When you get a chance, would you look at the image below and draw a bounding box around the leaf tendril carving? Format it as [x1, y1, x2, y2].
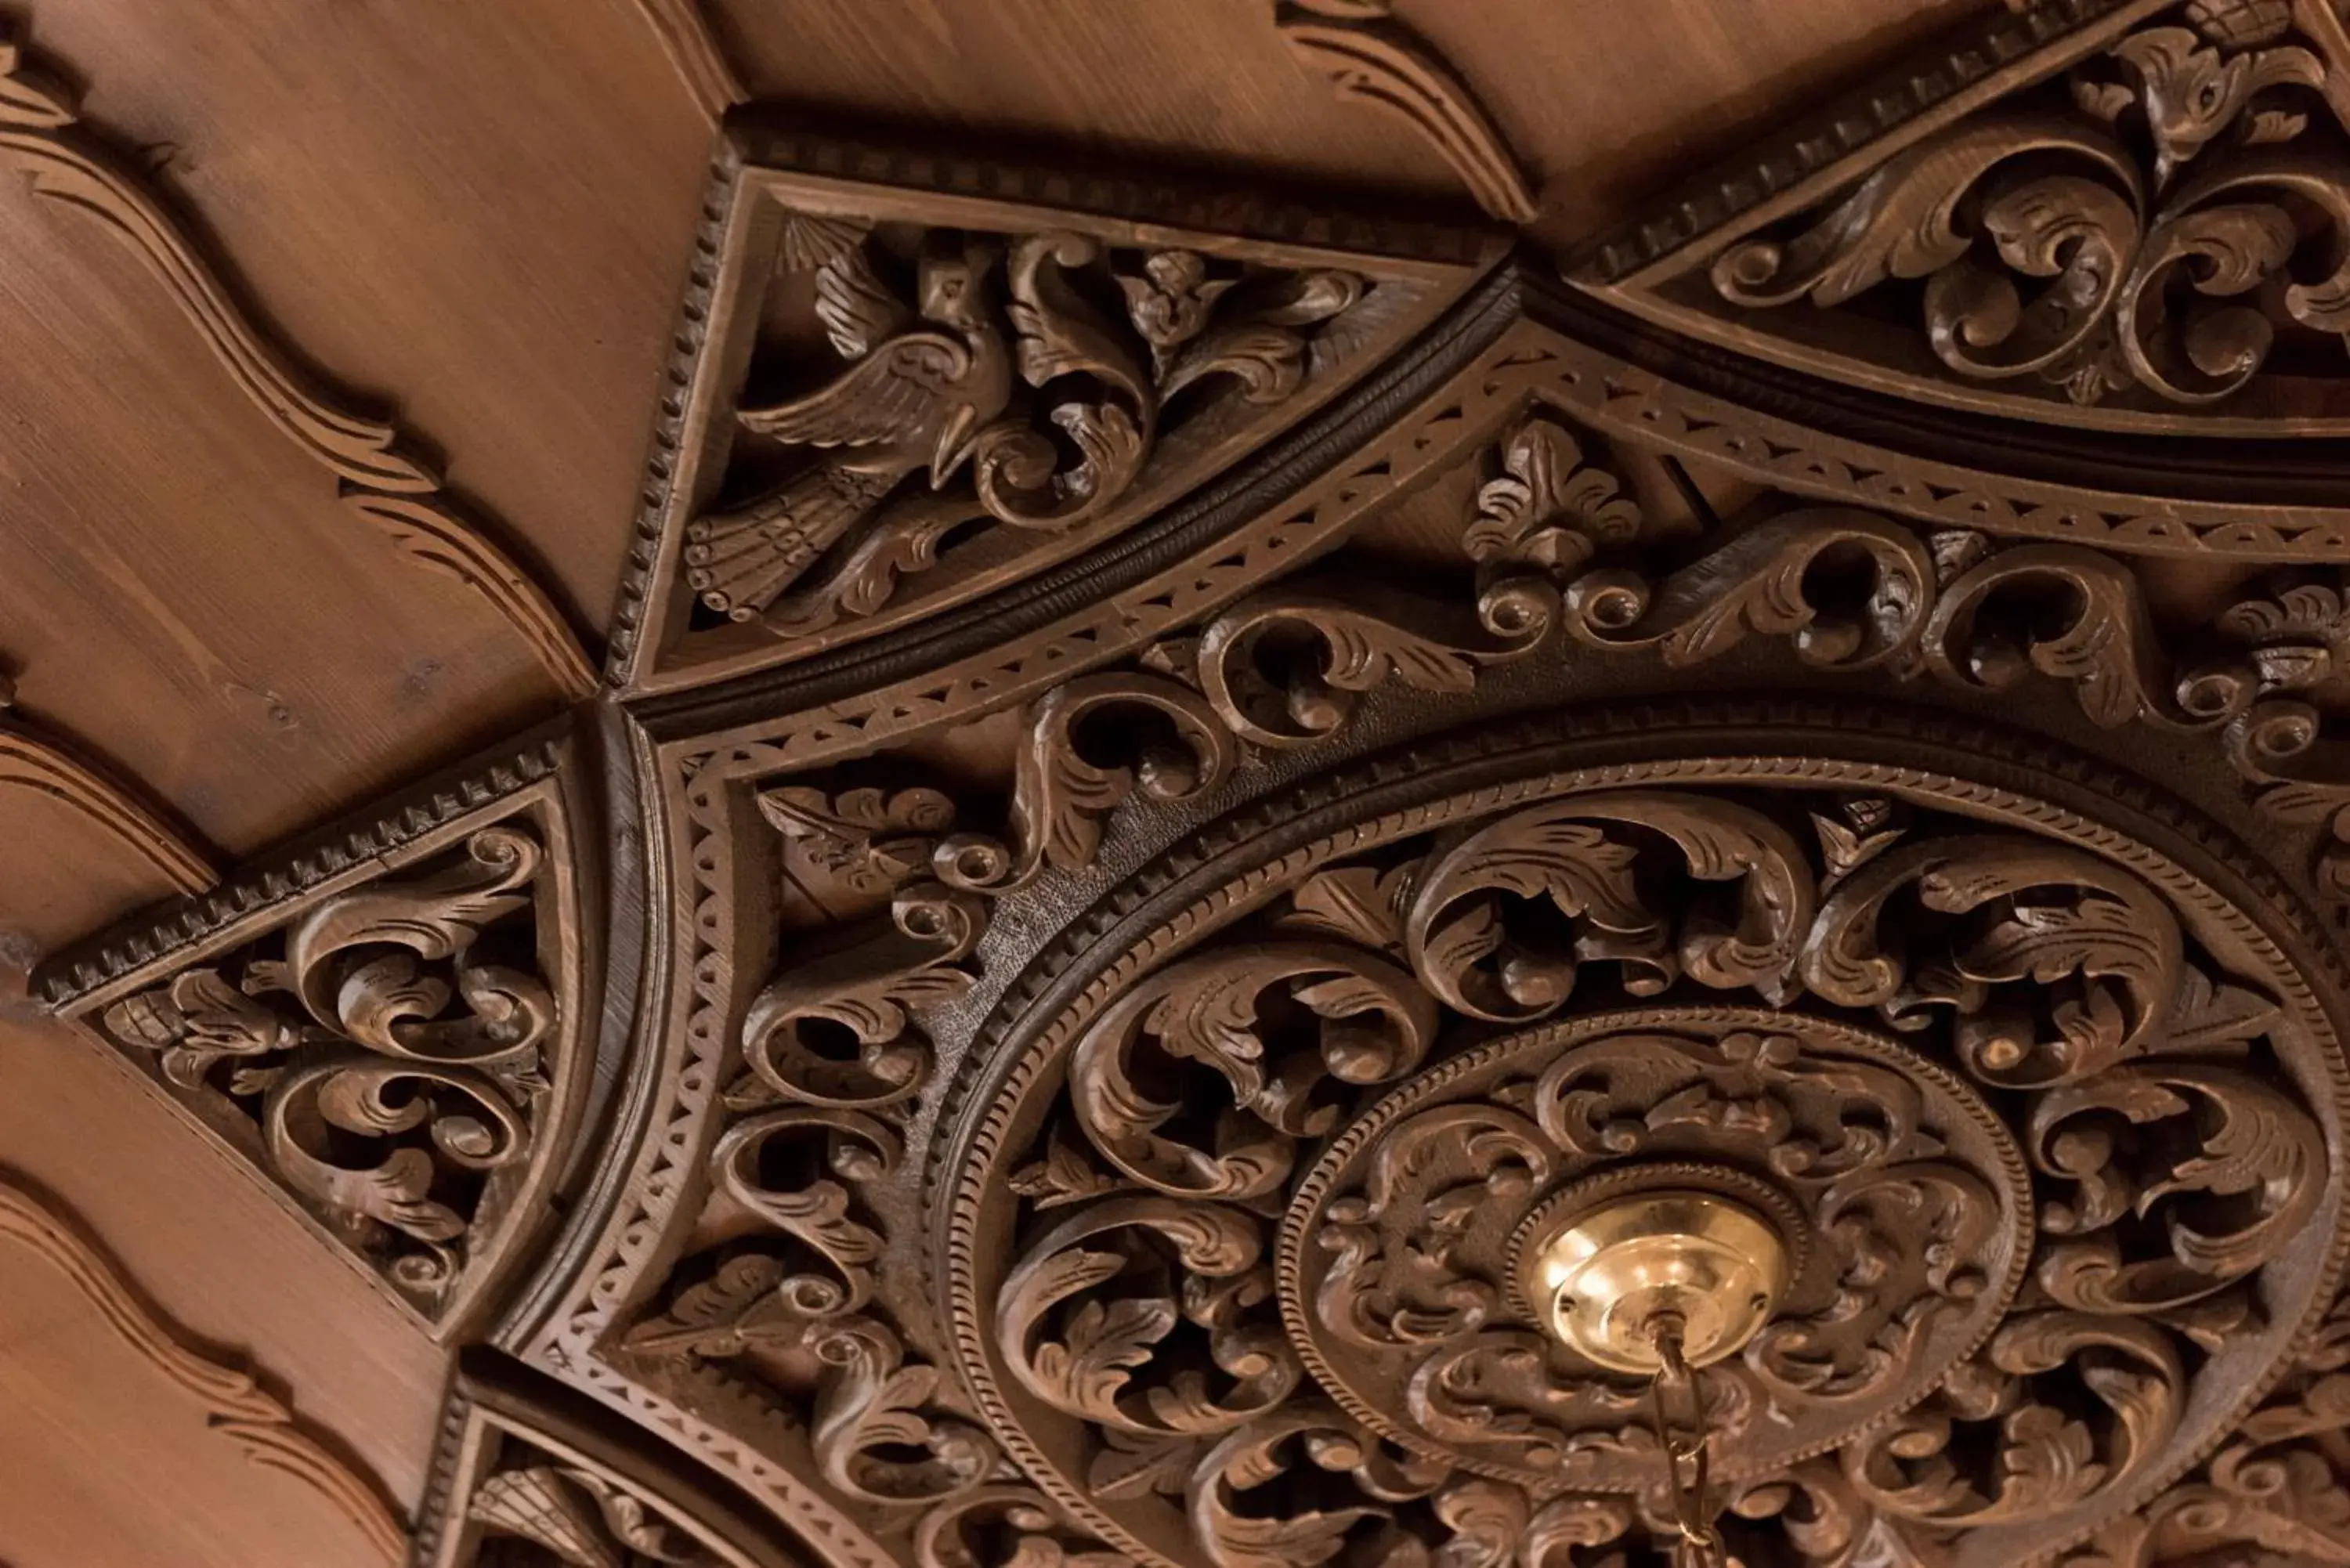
[99, 824, 557, 1318]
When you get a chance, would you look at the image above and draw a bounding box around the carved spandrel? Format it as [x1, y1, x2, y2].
[610, 122, 1495, 693]
[39, 733, 588, 1348]
[93, 825, 556, 1321]
[1579, 0, 2350, 434]
[684, 220, 1373, 635]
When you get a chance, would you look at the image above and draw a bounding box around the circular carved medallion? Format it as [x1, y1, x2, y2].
[939, 706, 2347, 1568]
[1280, 1007, 2035, 1491]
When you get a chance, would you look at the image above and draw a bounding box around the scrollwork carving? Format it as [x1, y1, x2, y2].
[1610, 0, 2350, 426]
[686, 215, 1374, 630]
[1195, 577, 1552, 748]
[1066, 942, 1437, 1201]
[998, 1198, 1295, 1440]
[1405, 789, 1817, 1020]
[1559, 508, 1933, 671]
[939, 725, 2339, 1568]
[98, 824, 558, 1319]
[933, 673, 1234, 896]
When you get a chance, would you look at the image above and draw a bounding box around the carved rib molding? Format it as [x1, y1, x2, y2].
[0, 33, 595, 699]
[1273, 0, 1539, 222]
[0, 1174, 406, 1562]
[0, 676, 216, 897]
[627, 0, 749, 121]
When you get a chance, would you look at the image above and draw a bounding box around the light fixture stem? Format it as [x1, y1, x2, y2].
[1647, 1317, 1725, 1566]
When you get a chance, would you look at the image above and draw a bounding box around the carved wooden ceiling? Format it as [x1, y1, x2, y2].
[9, 2, 2350, 1566]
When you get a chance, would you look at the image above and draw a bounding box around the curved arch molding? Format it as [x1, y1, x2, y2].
[0, 691, 216, 896]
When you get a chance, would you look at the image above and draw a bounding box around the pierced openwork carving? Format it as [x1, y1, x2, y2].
[930, 726, 2341, 1568]
[1578, 0, 2350, 432]
[40, 735, 588, 1340]
[606, 121, 1494, 692]
[414, 1360, 802, 1568]
[96, 826, 554, 1313]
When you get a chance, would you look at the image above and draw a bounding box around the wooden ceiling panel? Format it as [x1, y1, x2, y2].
[0, 1013, 441, 1554]
[704, 0, 1463, 198]
[26, 0, 717, 624]
[0, 186, 559, 851]
[704, 0, 1993, 234]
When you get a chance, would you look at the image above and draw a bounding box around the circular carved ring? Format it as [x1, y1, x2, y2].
[937, 700, 2349, 1568]
[1278, 1006, 2035, 1492]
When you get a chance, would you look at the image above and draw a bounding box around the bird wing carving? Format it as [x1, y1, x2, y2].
[736, 331, 974, 450]
[815, 245, 914, 361]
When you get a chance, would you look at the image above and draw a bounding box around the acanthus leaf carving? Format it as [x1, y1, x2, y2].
[1066, 941, 1437, 1201]
[933, 673, 1234, 896]
[1195, 576, 1553, 747]
[686, 217, 1379, 633]
[1406, 789, 1817, 1020]
[97, 822, 559, 1318]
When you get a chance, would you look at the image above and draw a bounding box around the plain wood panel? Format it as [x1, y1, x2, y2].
[0, 166, 557, 854]
[708, 0, 1993, 237]
[0, 1013, 449, 1525]
[26, 0, 717, 627]
[0, 1262, 389, 1568]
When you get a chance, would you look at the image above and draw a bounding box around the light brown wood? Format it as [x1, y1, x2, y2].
[0, 1012, 446, 1560]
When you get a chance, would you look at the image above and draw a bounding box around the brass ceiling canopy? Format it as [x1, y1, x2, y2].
[1523, 1187, 1791, 1375]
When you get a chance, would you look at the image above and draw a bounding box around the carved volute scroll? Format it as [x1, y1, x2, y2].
[38, 732, 591, 1341]
[606, 120, 1501, 693]
[499, 230, 2350, 1565]
[1575, 0, 2350, 434]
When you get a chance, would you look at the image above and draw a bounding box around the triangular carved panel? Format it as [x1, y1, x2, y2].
[38, 725, 599, 1342]
[1573, 0, 2350, 434]
[606, 121, 1502, 695]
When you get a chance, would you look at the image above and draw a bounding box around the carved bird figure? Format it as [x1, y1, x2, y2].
[685, 229, 1011, 620]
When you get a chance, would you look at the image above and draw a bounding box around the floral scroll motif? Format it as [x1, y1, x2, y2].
[99, 825, 556, 1318]
[960, 767, 2330, 1568]
[684, 214, 1372, 635]
[1459, 413, 2350, 909]
[1703, 7, 2350, 410]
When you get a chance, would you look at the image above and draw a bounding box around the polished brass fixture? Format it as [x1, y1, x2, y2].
[1523, 1189, 1794, 1566]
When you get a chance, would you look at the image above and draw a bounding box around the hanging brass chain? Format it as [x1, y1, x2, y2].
[1647, 1317, 1726, 1568]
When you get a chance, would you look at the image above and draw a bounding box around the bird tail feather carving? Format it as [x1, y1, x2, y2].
[685, 466, 900, 620]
